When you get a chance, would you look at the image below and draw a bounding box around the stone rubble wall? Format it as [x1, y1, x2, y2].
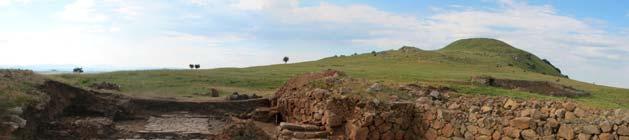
[417, 95, 629, 140]
[274, 70, 629, 140]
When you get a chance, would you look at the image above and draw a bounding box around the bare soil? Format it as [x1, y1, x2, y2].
[12, 80, 272, 140]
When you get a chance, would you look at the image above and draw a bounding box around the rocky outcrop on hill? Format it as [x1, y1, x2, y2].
[273, 70, 629, 140]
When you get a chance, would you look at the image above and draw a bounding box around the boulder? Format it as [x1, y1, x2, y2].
[510, 117, 532, 129]
[425, 128, 438, 140]
[558, 125, 575, 139]
[467, 125, 479, 134]
[619, 126, 629, 136]
[491, 131, 501, 140]
[520, 109, 535, 117]
[562, 102, 577, 112]
[554, 109, 566, 118]
[574, 108, 587, 118]
[546, 118, 560, 128]
[504, 127, 521, 138]
[481, 106, 492, 113]
[582, 125, 601, 135]
[577, 133, 591, 140]
[476, 135, 491, 140]
[600, 121, 612, 133]
[441, 123, 454, 137]
[521, 129, 539, 140]
[447, 103, 460, 110]
[478, 127, 493, 136]
[565, 111, 577, 120]
[598, 133, 614, 140]
[504, 99, 519, 109]
[429, 90, 442, 100]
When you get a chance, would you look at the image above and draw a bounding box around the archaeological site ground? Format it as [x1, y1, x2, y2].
[2, 38, 629, 140]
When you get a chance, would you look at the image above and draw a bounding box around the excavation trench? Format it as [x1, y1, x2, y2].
[13, 80, 271, 140]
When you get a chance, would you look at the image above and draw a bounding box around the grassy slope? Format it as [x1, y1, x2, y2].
[51, 38, 629, 108]
[0, 70, 45, 113]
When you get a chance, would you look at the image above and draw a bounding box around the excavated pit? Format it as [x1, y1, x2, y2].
[13, 80, 272, 140]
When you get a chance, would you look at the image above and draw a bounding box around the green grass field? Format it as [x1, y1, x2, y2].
[49, 38, 629, 108]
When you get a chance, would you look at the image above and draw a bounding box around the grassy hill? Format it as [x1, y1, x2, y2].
[50, 38, 629, 108]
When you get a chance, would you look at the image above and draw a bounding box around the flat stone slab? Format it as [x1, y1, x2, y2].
[116, 112, 227, 137]
[144, 116, 211, 134]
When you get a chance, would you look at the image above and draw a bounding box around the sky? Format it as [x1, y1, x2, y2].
[0, 0, 628, 88]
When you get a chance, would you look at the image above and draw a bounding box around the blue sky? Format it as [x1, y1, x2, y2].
[0, 0, 628, 88]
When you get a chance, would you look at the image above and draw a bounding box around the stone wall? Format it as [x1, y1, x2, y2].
[274, 70, 629, 140]
[273, 70, 426, 139]
[416, 95, 629, 140]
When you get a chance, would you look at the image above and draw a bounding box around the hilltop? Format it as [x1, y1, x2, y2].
[49, 38, 629, 108]
[439, 38, 564, 77]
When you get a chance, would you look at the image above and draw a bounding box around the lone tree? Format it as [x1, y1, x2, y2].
[194, 64, 200, 69]
[371, 51, 377, 56]
[72, 67, 83, 74]
[189, 64, 194, 69]
[283, 56, 289, 64]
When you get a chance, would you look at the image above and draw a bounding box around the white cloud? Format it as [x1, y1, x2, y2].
[231, 0, 267, 11]
[185, 0, 210, 6]
[0, 27, 110, 66]
[58, 0, 108, 22]
[0, 28, 269, 68]
[113, 4, 142, 20]
[0, 0, 30, 6]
